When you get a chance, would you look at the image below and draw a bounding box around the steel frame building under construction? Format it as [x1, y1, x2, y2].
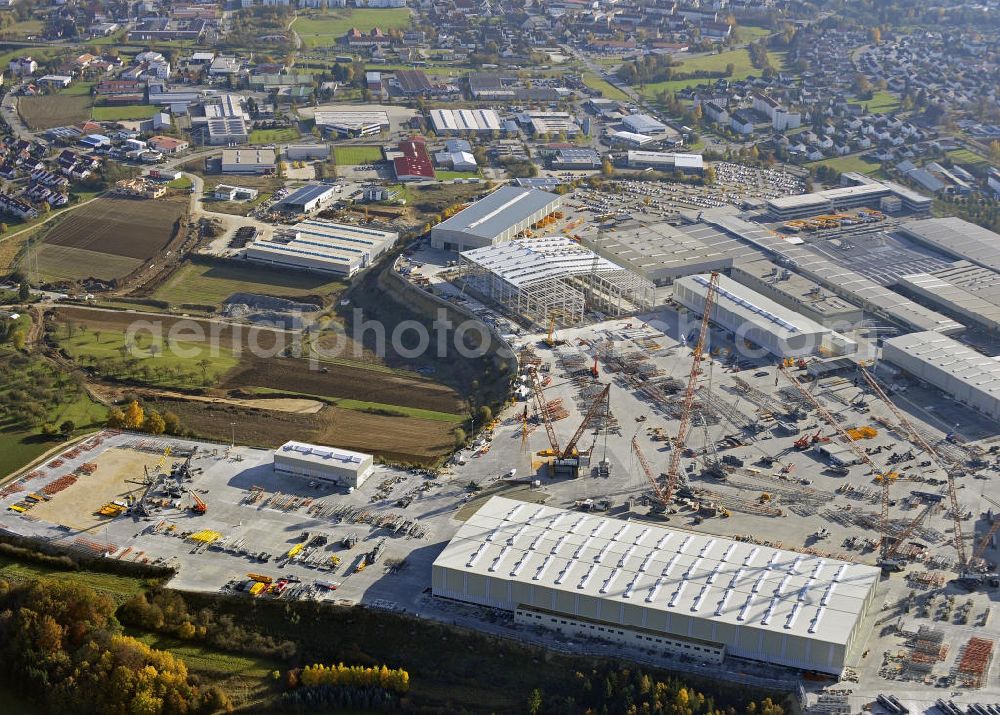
[458, 236, 654, 327]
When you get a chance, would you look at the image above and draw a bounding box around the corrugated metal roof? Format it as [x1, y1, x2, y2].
[698, 211, 963, 334]
[898, 217, 1000, 273]
[434, 186, 559, 241]
[884, 332, 1000, 395]
[434, 497, 879, 645]
[461, 236, 621, 287]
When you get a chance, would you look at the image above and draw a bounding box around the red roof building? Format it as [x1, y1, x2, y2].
[393, 136, 435, 181]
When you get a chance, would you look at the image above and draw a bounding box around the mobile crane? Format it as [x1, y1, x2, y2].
[662, 271, 720, 507]
[190, 491, 207, 515]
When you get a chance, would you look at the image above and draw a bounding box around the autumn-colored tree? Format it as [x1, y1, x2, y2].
[106, 406, 126, 428]
[123, 400, 144, 430]
[162, 410, 182, 435]
[143, 410, 166, 435]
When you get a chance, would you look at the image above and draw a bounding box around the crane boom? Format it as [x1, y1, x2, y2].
[562, 385, 610, 459]
[665, 271, 719, 504]
[632, 436, 670, 506]
[858, 366, 968, 571]
[883, 502, 934, 560]
[971, 495, 1000, 566]
[778, 365, 896, 561]
[531, 372, 561, 455]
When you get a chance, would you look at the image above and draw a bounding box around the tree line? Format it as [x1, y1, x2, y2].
[527, 665, 788, 715]
[0, 579, 231, 714]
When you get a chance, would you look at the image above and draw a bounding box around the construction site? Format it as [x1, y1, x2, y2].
[424, 267, 1000, 712]
[4, 197, 1000, 711]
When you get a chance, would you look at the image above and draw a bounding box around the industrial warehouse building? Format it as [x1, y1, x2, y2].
[622, 113, 668, 135]
[221, 148, 276, 174]
[882, 332, 1000, 423]
[731, 260, 865, 329]
[273, 441, 374, 488]
[431, 186, 562, 251]
[896, 262, 1000, 334]
[586, 222, 732, 285]
[433, 497, 880, 675]
[245, 219, 397, 277]
[765, 179, 931, 220]
[313, 110, 390, 137]
[896, 217, 1000, 273]
[459, 236, 653, 326]
[626, 151, 704, 174]
[279, 183, 337, 213]
[672, 273, 857, 358]
[697, 212, 962, 336]
[429, 108, 502, 135]
[283, 144, 331, 161]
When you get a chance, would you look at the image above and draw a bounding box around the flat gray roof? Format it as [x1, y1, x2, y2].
[698, 211, 963, 334]
[733, 259, 863, 319]
[884, 331, 1000, 395]
[896, 262, 1000, 331]
[898, 217, 1000, 273]
[434, 187, 559, 241]
[434, 496, 879, 646]
[676, 273, 831, 341]
[589, 221, 732, 280]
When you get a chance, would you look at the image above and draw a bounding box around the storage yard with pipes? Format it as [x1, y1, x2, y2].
[3, 190, 1000, 711]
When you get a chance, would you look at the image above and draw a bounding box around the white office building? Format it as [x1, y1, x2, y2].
[273, 441, 374, 488]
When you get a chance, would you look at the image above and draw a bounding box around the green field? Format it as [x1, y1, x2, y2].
[167, 176, 193, 190]
[152, 259, 344, 306]
[0, 19, 44, 38]
[947, 148, 992, 170]
[91, 104, 159, 121]
[581, 71, 630, 101]
[864, 90, 901, 113]
[292, 8, 410, 48]
[32, 244, 143, 284]
[60, 81, 95, 97]
[0, 348, 106, 478]
[248, 387, 465, 423]
[734, 25, 773, 43]
[130, 632, 279, 678]
[250, 127, 300, 144]
[55, 327, 239, 389]
[0, 555, 148, 600]
[436, 170, 481, 180]
[333, 145, 384, 165]
[806, 153, 885, 176]
[641, 48, 786, 97]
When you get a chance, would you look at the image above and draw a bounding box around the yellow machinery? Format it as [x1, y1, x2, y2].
[846, 426, 878, 440]
[189, 530, 222, 544]
[287, 542, 305, 559]
[249, 582, 266, 597]
[247, 573, 272, 584]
